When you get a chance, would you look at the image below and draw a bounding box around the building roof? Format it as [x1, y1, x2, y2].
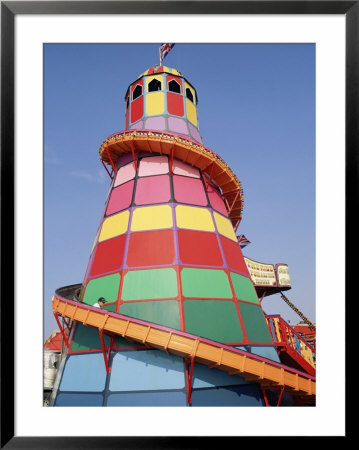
[44, 330, 62, 351]
[136, 65, 183, 79]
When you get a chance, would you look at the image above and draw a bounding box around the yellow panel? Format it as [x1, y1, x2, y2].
[99, 210, 130, 242]
[146, 92, 165, 116]
[185, 98, 197, 126]
[185, 82, 194, 97]
[176, 205, 215, 232]
[131, 205, 173, 231]
[145, 74, 164, 92]
[213, 212, 237, 241]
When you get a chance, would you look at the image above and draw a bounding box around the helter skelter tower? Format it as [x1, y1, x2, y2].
[51, 63, 315, 407]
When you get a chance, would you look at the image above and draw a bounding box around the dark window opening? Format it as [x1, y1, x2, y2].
[148, 78, 162, 92]
[186, 87, 194, 103]
[168, 79, 181, 94]
[133, 84, 142, 100]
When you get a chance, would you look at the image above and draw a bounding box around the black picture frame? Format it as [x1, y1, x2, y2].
[1, 1, 353, 448]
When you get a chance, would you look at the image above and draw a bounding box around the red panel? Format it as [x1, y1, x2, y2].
[178, 230, 223, 266]
[106, 180, 134, 215]
[131, 97, 143, 123]
[126, 230, 175, 267]
[131, 80, 143, 96]
[90, 234, 126, 276]
[125, 101, 129, 129]
[220, 236, 249, 274]
[167, 92, 184, 116]
[166, 75, 183, 92]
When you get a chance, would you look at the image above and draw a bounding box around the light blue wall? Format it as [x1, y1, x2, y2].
[109, 350, 186, 391]
[54, 348, 293, 407]
[59, 353, 107, 391]
[192, 385, 264, 407]
[55, 393, 104, 406]
[107, 391, 187, 406]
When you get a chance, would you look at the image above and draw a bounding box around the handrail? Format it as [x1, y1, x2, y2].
[266, 315, 316, 374]
[266, 314, 316, 353]
[52, 288, 315, 398]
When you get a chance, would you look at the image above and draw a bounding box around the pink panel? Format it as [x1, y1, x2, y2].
[138, 156, 169, 177]
[172, 159, 200, 178]
[130, 121, 143, 130]
[117, 153, 133, 169]
[106, 180, 134, 215]
[207, 184, 228, 216]
[135, 175, 171, 205]
[114, 162, 136, 187]
[173, 175, 207, 206]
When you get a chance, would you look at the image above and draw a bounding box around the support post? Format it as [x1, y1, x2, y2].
[203, 161, 215, 191]
[99, 329, 112, 373]
[259, 291, 267, 303]
[53, 312, 70, 350]
[101, 160, 114, 180]
[228, 190, 240, 213]
[277, 386, 285, 406]
[105, 146, 117, 173]
[169, 144, 175, 175]
[261, 386, 270, 407]
[185, 356, 195, 405]
[130, 140, 138, 171]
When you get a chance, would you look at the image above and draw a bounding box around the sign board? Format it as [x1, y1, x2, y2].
[244, 257, 277, 287]
[276, 264, 291, 287]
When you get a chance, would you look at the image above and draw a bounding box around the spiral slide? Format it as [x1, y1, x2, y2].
[52, 286, 315, 401]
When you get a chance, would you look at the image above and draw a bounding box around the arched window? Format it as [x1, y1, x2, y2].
[168, 79, 181, 94]
[148, 78, 162, 92]
[186, 87, 194, 103]
[132, 84, 142, 100]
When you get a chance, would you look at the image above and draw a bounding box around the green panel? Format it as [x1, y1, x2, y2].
[120, 300, 180, 330]
[184, 300, 243, 343]
[181, 268, 232, 298]
[102, 303, 117, 313]
[237, 301, 273, 343]
[71, 322, 110, 351]
[230, 272, 259, 304]
[83, 273, 120, 305]
[122, 268, 178, 300]
[115, 335, 143, 348]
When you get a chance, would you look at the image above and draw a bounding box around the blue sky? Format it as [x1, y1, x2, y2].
[44, 43, 315, 340]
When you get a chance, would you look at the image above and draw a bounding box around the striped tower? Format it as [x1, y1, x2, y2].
[51, 66, 295, 407]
